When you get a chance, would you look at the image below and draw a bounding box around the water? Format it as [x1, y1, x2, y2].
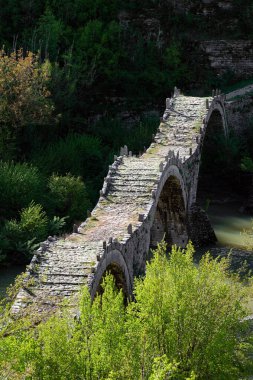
[0, 265, 26, 298]
[207, 202, 252, 249]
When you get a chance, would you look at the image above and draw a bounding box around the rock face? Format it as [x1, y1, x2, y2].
[200, 40, 253, 79]
[12, 91, 229, 316]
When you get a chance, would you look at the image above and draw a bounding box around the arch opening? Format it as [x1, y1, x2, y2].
[195, 107, 246, 248]
[150, 175, 188, 248]
[197, 108, 241, 204]
[197, 109, 228, 198]
[96, 262, 128, 300]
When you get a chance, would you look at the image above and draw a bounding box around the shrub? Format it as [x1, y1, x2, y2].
[48, 215, 68, 236]
[31, 133, 105, 204]
[241, 156, 253, 173]
[48, 173, 91, 225]
[0, 202, 48, 261]
[90, 116, 158, 154]
[31, 133, 103, 178]
[0, 161, 44, 220]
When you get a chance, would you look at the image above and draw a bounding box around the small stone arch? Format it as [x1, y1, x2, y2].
[150, 166, 188, 248]
[90, 249, 132, 299]
[208, 99, 228, 138]
[204, 105, 227, 147]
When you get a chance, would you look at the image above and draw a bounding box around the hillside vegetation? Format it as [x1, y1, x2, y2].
[1, 0, 253, 263]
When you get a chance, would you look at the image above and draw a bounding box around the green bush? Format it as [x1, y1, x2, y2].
[31, 133, 105, 204]
[48, 173, 91, 225]
[0, 242, 252, 378]
[0, 161, 44, 220]
[48, 215, 68, 236]
[32, 133, 103, 177]
[91, 116, 158, 154]
[0, 202, 48, 261]
[241, 156, 253, 173]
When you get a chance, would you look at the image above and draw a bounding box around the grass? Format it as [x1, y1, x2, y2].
[145, 144, 160, 156]
[193, 119, 202, 133]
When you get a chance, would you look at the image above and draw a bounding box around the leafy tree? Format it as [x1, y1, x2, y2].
[0, 50, 54, 159]
[76, 20, 122, 89]
[36, 8, 64, 60]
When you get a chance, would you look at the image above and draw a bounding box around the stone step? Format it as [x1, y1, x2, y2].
[40, 278, 88, 285]
[113, 173, 158, 180]
[109, 183, 154, 191]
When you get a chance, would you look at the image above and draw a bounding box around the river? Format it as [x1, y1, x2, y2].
[207, 201, 252, 249]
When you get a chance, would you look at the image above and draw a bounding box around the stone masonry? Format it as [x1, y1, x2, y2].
[200, 40, 253, 79]
[12, 89, 229, 316]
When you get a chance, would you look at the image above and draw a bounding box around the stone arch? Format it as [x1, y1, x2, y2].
[90, 249, 132, 299]
[206, 99, 228, 137]
[187, 101, 228, 247]
[150, 166, 188, 247]
[197, 104, 228, 198]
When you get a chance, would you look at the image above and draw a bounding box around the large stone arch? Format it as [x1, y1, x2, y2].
[90, 249, 132, 299]
[188, 100, 228, 208]
[187, 99, 228, 247]
[150, 165, 188, 247]
[197, 101, 228, 197]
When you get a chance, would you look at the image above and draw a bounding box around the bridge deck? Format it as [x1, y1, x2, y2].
[12, 94, 210, 315]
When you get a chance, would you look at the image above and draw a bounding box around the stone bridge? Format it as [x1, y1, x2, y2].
[12, 89, 228, 314]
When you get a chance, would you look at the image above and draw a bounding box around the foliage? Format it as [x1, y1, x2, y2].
[0, 202, 48, 261]
[163, 41, 189, 86]
[241, 156, 253, 173]
[0, 243, 252, 379]
[48, 173, 91, 225]
[76, 20, 122, 87]
[90, 116, 158, 154]
[48, 215, 68, 236]
[0, 50, 54, 159]
[36, 8, 64, 60]
[32, 133, 103, 177]
[0, 161, 44, 220]
[241, 219, 253, 251]
[31, 133, 104, 203]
